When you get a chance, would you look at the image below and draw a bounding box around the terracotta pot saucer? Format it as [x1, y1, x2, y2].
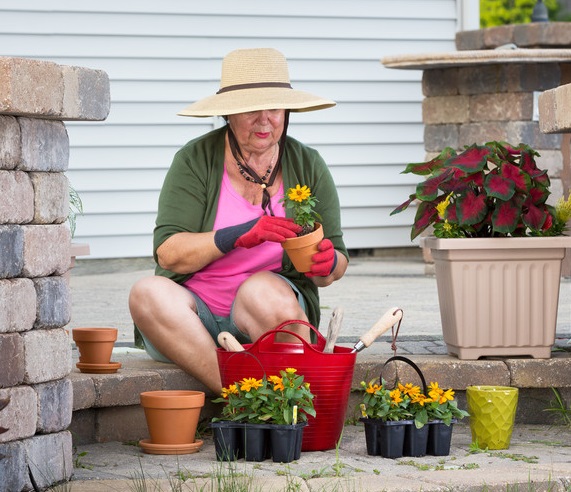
[138, 439, 204, 455]
[76, 361, 122, 374]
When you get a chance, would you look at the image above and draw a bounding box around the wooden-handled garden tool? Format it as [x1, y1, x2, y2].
[323, 306, 344, 353]
[217, 331, 245, 352]
[351, 307, 403, 353]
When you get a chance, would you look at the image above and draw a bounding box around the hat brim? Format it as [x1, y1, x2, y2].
[177, 87, 336, 117]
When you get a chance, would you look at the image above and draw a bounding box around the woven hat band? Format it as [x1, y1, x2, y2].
[217, 82, 292, 94]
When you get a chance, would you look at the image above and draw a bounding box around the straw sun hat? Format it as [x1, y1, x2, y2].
[178, 48, 336, 117]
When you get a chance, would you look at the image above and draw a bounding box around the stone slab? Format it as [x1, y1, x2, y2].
[382, 49, 571, 70]
[0, 56, 110, 121]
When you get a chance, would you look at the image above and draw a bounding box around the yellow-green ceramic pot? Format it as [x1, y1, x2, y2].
[466, 385, 518, 450]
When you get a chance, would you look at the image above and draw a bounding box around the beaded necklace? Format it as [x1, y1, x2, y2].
[235, 143, 278, 188]
[227, 127, 282, 215]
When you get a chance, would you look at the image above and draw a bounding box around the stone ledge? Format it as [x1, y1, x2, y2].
[69, 348, 571, 444]
[539, 83, 571, 134]
[0, 57, 110, 121]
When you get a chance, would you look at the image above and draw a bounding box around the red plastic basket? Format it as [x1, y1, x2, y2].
[216, 320, 356, 451]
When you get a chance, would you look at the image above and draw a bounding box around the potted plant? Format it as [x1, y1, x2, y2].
[413, 382, 469, 456]
[359, 378, 415, 458]
[280, 184, 324, 272]
[360, 376, 468, 458]
[211, 367, 315, 463]
[67, 182, 90, 275]
[391, 141, 571, 359]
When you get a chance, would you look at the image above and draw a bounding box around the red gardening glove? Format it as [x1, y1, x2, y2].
[305, 239, 337, 277]
[234, 216, 302, 249]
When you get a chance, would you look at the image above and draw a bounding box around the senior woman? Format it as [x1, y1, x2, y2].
[129, 48, 348, 394]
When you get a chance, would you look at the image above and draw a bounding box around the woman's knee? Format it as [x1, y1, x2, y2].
[237, 273, 303, 316]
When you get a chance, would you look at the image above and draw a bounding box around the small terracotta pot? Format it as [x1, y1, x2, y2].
[282, 222, 324, 273]
[72, 327, 118, 364]
[140, 390, 205, 445]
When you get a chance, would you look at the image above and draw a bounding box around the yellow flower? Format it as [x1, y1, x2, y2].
[221, 384, 238, 398]
[411, 394, 431, 406]
[366, 383, 381, 394]
[240, 377, 263, 392]
[428, 382, 444, 401]
[389, 388, 403, 405]
[268, 375, 284, 391]
[556, 194, 571, 224]
[398, 382, 421, 398]
[441, 388, 455, 403]
[285, 368, 297, 374]
[287, 185, 311, 203]
[436, 193, 453, 219]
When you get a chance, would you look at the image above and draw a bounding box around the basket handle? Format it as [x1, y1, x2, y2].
[381, 355, 427, 395]
[272, 319, 326, 350]
[252, 321, 324, 354]
[219, 349, 267, 385]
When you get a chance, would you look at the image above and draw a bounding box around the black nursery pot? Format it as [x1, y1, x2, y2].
[427, 419, 456, 456]
[269, 423, 307, 463]
[361, 418, 407, 459]
[210, 421, 244, 462]
[403, 422, 429, 457]
[242, 424, 270, 462]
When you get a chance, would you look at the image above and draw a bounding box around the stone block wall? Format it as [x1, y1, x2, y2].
[0, 57, 109, 492]
[421, 62, 568, 202]
[456, 22, 571, 50]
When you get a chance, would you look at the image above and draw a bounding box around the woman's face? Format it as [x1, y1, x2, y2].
[227, 109, 285, 155]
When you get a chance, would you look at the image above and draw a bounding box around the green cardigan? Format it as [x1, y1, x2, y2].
[152, 126, 348, 329]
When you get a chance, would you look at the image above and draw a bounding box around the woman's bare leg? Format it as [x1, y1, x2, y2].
[232, 271, 311, 342]
[129, 276, 222, 394]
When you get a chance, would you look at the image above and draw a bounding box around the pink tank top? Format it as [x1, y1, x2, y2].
[183, 167, 285, 316]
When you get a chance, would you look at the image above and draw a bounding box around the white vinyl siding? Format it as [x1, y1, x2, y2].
[0, 1, 475, 258]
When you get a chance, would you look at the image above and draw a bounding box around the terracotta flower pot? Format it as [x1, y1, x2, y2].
[140, 390, 205, 446]
[72, 327, 117, 364]
[282, 222, 324, 273]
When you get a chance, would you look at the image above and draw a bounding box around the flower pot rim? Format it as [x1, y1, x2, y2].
[140, 390, 205, 409]
[421, 235, 571, 251]
[467, 385, 518, 393]
[360, 418, 410, 426]
[282, 222, 323, 249]
[72, 327, 118, 342]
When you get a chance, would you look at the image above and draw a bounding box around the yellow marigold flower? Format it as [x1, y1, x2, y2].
[556, 194, 571, 223]
[428, 382, 441, 392]
[442, 388, 455, 403]
[285, 368, 297, 374]
[389, 388, 403, 405]
[221, 384, 238, 398]
[399, 382, 421, 398]
[428, 382, 444, 401]
[268, 375, 284, 391]
[287, 185, 311, 203]
[240, 377, 263, 392]
[411, 394, 429, 406]
[366, 383, 381, 394]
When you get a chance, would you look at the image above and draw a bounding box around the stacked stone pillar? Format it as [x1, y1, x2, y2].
[0, 57, 109, 491]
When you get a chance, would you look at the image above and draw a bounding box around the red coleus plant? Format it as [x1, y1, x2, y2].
[391, 141, 567, 240]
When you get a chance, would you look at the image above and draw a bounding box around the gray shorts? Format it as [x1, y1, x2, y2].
[140, 274, 307, 363]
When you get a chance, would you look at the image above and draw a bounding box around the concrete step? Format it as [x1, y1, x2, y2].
[68, 345, 571, 446]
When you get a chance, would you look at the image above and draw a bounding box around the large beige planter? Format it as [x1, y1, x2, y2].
[421, 236, 571, 359]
